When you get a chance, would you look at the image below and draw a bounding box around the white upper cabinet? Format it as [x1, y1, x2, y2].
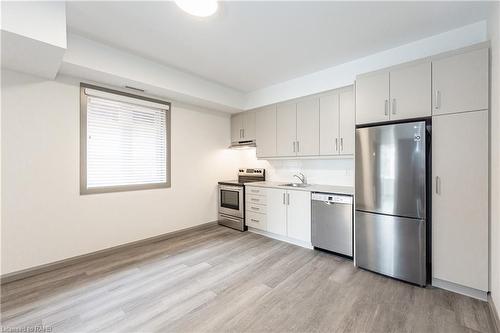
[355, 71, 390, 125]
[339, 90, 355, 155]
[242, 110, 256, 141]
[356, 61, 431, 125]
[276, 102, 297, 157]
[319, 87, 355, 156]
[256, 105, 277, 158]
[296, 98, 320, 156]
[390, 62, 431, 120]
[432, 48, 489, 116]
[231, 111, 256, 142]
[286, 190, 311, 243]
[230, 113, 244, 143]
[319, 94, 339, 155]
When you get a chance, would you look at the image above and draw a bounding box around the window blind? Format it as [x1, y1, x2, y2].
[86, 95, 168, 189]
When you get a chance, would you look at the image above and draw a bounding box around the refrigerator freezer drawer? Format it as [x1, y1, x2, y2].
[355, 211, 426, 286]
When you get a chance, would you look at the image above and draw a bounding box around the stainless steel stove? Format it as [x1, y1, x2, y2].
[218, 168, 265, 231]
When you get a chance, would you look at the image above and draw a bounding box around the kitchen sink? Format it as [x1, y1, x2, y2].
[280, 183, 311, 188]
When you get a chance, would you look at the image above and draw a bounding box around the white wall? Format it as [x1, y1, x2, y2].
[0, 1, 67, 48]
[0, 69, 243, 275]
[236, 149, 354, 186]
[246, 21, 487, 109]
[1, 2, 67, 79]
[488, 1, 500, 320]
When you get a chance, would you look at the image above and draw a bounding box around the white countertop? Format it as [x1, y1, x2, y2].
[245, 181, 354, 196]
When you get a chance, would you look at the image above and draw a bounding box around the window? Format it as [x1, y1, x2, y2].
[80, 84, 171, 194]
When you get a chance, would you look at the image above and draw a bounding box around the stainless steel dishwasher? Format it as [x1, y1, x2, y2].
[312, 192, 353, 257]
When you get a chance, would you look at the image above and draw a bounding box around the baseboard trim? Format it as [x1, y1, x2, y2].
[432, 278, 488, 301]
[1, 221, 218, 284]
[248, 227, 313, 250]
[489, 294, 500, 333]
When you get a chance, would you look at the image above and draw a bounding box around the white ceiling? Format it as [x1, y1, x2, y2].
[66, 1, 490, 93]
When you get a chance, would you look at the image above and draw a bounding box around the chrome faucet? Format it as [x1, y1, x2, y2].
[293, 173, 307, 184]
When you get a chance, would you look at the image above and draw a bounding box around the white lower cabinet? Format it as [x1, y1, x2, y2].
[286, 190, 311, 243]
[432, 110, 489, 291]
[245, 186, 312, 246]
[246, 211, 267, 231]
[266, 188, 287, 236]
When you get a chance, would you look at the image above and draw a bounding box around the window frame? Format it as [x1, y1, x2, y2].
[80, 83, 171, 195]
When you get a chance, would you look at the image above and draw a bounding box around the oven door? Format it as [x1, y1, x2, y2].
[218, 185, 244, 218]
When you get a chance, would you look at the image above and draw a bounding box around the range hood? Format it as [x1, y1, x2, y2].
[228, 140, 256, 149]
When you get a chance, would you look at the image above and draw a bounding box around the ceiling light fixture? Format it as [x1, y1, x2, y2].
[175, 0, 218, 17]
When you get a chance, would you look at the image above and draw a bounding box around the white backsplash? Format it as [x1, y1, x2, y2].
[236, 148, 354, 186]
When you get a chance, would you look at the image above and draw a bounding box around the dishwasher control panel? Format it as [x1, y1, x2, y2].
[311, 192, 353, 204]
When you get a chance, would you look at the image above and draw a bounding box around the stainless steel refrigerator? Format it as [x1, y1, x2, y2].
[355, 121, 429, 286]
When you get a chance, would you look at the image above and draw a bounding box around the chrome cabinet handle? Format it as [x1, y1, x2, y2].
[340, 138, 344, 152]
[392, 98, 396, 115]
[384, 99, 389, 116]
[293, 141, 296, 152]
[435, 176, 441, 194]
[297, 141, 300, 152]
[250, 219, 259, 223]
[434, 90, 441, 109]
[251, 206, 260, 211]
[251, 198, 259, 202]
[335, 138, 338, 152]
[242, 129, 245, 138]
[286, 193, 290, 205]
[283, 193, 286, 204]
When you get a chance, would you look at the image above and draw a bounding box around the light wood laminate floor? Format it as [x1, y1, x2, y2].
[1, 224, 496, 333]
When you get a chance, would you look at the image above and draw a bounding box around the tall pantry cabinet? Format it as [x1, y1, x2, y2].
[431, 46, 489, 293]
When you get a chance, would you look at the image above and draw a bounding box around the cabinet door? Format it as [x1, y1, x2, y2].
[266, 188, 287, 236]
[230, 113, 244, 143]
[319, 93, 339, 155]
[296, 98, 320, 156]
[242, 110, 256, 141]
[276, 102, 297, 156]
[286, 190, 311, 243]
[355, 72, 390, 125]
[256, 105, 277, 158]
[432, 110, 488, 291]
[390, 62, 431, 120]
[432, 48, 488, 116]
[339, 90, 355, 155]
